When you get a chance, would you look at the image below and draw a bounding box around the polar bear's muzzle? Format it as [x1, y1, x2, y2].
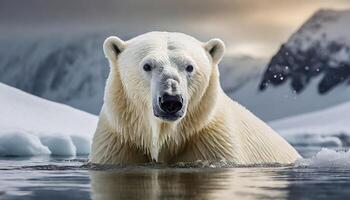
[159, 93, 183, 114]
[151, 70, 186, 121]
[153, 92, 185, 121]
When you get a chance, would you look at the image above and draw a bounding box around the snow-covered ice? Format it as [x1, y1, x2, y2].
[0, 83, 98, 156]
[0, 131, 50, 156]
[295, 148, 350, 168]
[270, 100, 350, 147]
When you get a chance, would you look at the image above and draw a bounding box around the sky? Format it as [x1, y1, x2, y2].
[1, 0, 350, 57]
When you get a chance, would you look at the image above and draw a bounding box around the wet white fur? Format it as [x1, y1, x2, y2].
[90, 32, 301, 165]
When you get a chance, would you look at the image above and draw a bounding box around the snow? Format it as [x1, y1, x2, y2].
[269, 100, 350, 147]
[0, 131, 50, 156]
[0, 83, 98, 156]
[296, 148, 350, 168]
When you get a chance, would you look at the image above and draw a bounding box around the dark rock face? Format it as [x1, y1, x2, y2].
[260, 41, 350, 94]
[260, 9, 350, 94]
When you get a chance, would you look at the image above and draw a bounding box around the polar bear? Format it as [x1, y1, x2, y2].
[90, 32, 300, 165]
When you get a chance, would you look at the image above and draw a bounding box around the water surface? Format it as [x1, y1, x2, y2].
[1, 147, 350, 200]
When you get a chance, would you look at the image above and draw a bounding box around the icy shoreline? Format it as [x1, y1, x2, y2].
[0, 83, 97, 156]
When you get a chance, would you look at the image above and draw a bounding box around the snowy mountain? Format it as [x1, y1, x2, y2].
[0, 33, 110, 114]
[0, 32, 264, 115]
[0, 83, 98, 156]
[270, 101, 350, 148]
[260, 9, 350, 94]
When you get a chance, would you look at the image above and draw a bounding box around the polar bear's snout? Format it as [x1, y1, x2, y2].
[159, 93, 183, 114]
[152, 75, 186, 121]
[153, 91, 185, 121]
[150, 64, 188, 122]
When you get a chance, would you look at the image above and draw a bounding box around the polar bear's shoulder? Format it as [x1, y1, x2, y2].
[216, 95, 301, 165]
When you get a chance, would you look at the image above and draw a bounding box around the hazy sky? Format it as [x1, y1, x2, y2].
[1, 0, 350, 57]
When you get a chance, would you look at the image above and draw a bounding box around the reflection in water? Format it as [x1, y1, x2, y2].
[2, 150, 350, 199]
[90, 167, 290, 200]
[2, 156, 350, 199]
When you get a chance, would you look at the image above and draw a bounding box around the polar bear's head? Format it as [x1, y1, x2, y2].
[103, 32, 225, 122]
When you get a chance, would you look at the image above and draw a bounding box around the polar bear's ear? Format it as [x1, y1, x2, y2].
[103, 36, 126, 60]
[204, 38, 225, 65]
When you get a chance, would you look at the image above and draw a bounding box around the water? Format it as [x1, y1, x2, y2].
[1, 147, 350, 200]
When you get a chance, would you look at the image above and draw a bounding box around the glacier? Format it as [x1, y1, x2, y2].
[0, 83, 98, 156]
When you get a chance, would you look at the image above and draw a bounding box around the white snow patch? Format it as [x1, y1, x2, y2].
[0, 131, 50, 156]
[0, 83, 98, 157]
[270, 100, 350, 147]
[295, 148, 350, 168]
[40, 135, 77, 156]
[70, 135, 91, 155]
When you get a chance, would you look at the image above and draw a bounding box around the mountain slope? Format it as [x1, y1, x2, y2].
[231, 73, 350, 121]
[0, 33, 109, 114]
[260, 9, 350, 94]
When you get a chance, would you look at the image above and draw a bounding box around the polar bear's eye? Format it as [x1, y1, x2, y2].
[185, 65, 194, 73]
[143, 64, 152, 72]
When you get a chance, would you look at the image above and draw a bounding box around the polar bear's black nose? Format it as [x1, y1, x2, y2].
[159, 93, 183, 114]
